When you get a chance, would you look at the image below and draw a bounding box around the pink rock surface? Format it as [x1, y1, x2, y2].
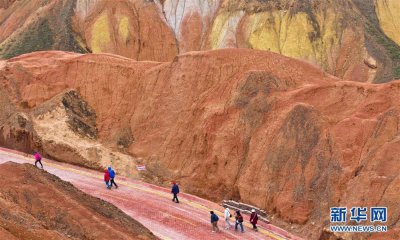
[0, 147, 300, 240]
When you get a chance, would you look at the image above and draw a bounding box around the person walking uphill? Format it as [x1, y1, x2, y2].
[171, 181, 179, 203]
[250, 209, 259, 231]
[224, 207, 232, 229]
[210, 211, 220, 233]
[235, 210, 244, 233]
[33, 152, 43, 169]
[104, 169, 111, 189]
[108, 166, 118, 189]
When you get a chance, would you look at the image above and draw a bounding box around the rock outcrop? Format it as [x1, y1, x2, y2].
[1, 50, 400, 239]
[1, 0, 400, 82]
[0, 161, 157, 240]
[0, 79, 140, 177]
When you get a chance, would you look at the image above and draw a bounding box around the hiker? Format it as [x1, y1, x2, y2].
[108, 166, 118, 189]
[235, 210, 244, 233]
[224, 207, 232, 229]
[210, 211, 220, 233]
[104, 169, 111, 189]
[250, 209, 259, 231]
[171, 181, 179, 203]
[33, 152, 43, 169]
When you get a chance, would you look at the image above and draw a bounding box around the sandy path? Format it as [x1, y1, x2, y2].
[0, 147, 302, 240]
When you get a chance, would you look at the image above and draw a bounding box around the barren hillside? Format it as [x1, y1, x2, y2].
[0, 50, 399, 239]
[0, 161, 157, 240]
[1, 0, 400, 82]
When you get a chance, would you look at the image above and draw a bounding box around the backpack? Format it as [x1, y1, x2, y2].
[212, 214, 219, 222]
[238, 215, 243, 223]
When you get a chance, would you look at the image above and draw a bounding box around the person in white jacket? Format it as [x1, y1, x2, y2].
[224, 207, 232, 229]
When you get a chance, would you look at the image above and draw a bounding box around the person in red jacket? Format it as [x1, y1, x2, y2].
[104, 169, 111, 189]
[250, 209, 259, 231]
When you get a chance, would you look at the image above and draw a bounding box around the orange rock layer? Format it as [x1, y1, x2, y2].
[1, 50, 400, 239]
[1, 0, 400, 82]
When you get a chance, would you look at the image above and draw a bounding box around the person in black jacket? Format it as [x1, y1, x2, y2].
[171, 181, 180, 203]
[210, 211, 220, 232]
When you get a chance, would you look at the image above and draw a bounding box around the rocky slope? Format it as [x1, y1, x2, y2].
[1, 50, 400, 239]
[0, 161, 157, 240]
[1, 0, 400, 82]
[0, 79, 141, 178]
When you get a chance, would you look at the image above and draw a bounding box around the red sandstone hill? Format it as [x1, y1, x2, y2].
[0, 161, 157, 240]
[1, 49, 400, 239]
[1, 0, 400, 82]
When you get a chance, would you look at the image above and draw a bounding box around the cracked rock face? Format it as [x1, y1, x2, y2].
[1, 50, 400, 239]
[1, 0, 400, 82]
[60, 90, 98, 139]
[0, 84, 139, 177]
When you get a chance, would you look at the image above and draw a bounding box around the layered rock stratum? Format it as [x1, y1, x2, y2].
[1, 50, 399, 239]
[0, 161, 157, 240]
[1, 0, 400, 82]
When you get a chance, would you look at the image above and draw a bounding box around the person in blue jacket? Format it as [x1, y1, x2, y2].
[210, 211, 220, 233]
[171, 181, 179, 203]
[108, 166, 118, 189]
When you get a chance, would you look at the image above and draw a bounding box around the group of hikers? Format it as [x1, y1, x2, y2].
[33, 152, 119, 190]
[210, 208, 259, 233]
[171, 180, 259, 234]
[33, 152, 260, 234]
[104, 166, 118, 189]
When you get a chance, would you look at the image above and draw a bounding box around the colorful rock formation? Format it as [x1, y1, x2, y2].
[1, 50, 400, 239]
[1, 0, 400, 82]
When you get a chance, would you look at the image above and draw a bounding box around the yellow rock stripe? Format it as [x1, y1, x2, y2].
[91, 13, 111, 53]
[375, 0, 400, 45]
